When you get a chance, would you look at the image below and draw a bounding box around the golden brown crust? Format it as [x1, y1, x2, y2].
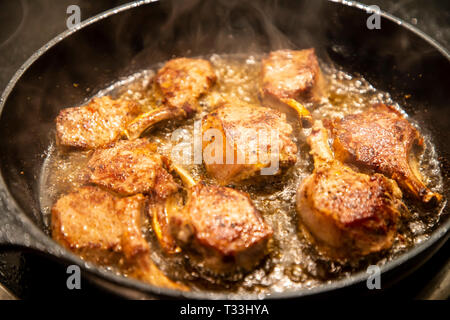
[298, 166, 401, 256]
[155, 58, 216, 115]
[261, 49, 323, 103]
[201, 103, 297, 184]
[169, 183, 273, 273]
[296, 121, 403, 256]
[56, 96, 140, 150]
[51, 186, 146, 259]
[51, 186, 187, 290]
[331, 104, 441, 203]
[87, 139, 179, 198]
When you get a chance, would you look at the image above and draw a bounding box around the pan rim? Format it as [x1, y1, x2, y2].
[0, 0, 449, 299]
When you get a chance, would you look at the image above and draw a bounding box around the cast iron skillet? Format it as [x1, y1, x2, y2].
[0, 0, 449, 299]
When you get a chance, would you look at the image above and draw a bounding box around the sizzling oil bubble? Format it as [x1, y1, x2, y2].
[39, 53, 445, 295]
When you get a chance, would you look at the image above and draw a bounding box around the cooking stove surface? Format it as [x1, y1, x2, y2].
[0, 0, 448, 299]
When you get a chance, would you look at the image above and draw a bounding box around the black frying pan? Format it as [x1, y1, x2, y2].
[0, 0, 449, 299]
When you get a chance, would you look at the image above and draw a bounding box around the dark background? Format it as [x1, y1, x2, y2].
[0, 0, 448, 299]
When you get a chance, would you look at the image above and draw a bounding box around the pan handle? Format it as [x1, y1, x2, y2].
[0, 190, 52, 253]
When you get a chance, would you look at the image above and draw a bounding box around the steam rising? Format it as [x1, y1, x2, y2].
[155, 0, 326, 56]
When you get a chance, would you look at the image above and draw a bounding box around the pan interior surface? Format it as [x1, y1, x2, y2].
[0, 0, 449, 298]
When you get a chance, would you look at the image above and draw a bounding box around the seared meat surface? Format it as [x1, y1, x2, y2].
[156, 58, 216, 114]
[125, 58, 216, 139]
[151, 166, 273, 274]
[261, 49, 322, 101]
[331, 104, 441, 203]
[56, 96, 140, 150]
[202, 103, 297, 185]
[87, 139, 178, 197]
[260, 49, 324, 123]
[296, 121, 403, 256]
[52, 186, 143, 259]
[51, 186, 186, 289]
[170, 183, 272, 274]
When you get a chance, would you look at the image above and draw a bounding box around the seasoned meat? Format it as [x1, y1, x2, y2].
[261, 49, 322, 101]
[296, 121, 403, 256]
[52, 186, 142, 260]
[260, 49, 324, 124]
[156, 57, 216, 114]
[168, 182, 273, 274]
[201, 103, 297, 185]
[51, 186, 186, 289]
[124, 58, 216, 139]
[87, 139, 178, 198]
[150, 165, 272, 274]
[56, 96, 140, 150]
[331, 104, 442, 203]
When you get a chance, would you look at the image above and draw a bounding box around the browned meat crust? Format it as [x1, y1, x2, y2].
[86, 139, 179, 198]
[155, 58, 216, 116]
[201, 103, 297, 185]
[261, 49, 323, 103]
[122, 58, 217, 140]
[51, 186, 187, 290]
[296, 121, 403, 256]
[331, 104, 441, 203]
[52, 186, 137, 259]
[298, 165, 401, 256]
[56, 96, 140, 150]
[168, 183, 273, 273]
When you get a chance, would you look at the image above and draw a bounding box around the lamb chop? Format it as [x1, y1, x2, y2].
[124, 58, 216, 139]
[56, 96, 140, 150]
[201, 102, 297, 185]
[296, 121, 404, 256]
[330, 104, 442, 203]
[51, 186, 187, 290]
[150, 165, 273, 274]
[260, 49, 325, 125]
[86, 138, 179, 198]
